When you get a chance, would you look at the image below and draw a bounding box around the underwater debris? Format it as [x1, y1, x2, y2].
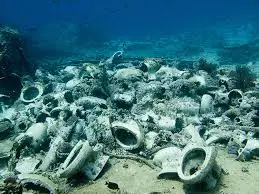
[0, 118, 13, 138]
[24, 122, 47, 150]
[101, 51, 124, 68]
[15, 157, 40, 174]
[83, 153, 109, 180]
[237, 139, 259, 161]
[103, 150, 157, 170]
[111, 120, 144, 150]
[57, 140, 93, 178]
[0, 45, 258, 193]
[140, 58, 163, 79]
[200, 94, 214, 114]
[17, 173, 59, 194]
[20, 82, 44, 103]
[153, 147, 182, 177]
[178, 145, 221, 191]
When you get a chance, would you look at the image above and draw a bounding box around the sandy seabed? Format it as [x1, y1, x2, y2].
[71, 148, 259, 194]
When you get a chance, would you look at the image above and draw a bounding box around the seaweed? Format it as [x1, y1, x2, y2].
[230, 65, 256, 92]
[196, 58, 218, 75]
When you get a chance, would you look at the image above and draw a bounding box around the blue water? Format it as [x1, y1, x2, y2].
[1, 0, 259, 60]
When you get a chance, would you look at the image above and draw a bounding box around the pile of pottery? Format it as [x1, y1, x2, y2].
[0, 50, 258, 193]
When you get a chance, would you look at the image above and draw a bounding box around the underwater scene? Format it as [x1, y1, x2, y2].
[0, 0, 259, 193]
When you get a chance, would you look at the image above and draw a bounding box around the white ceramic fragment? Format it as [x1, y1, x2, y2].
[0, 139, 14, 159]
[15, 157, 40, 174]
[83, 154, 109, 180]
[141, 58, 162, 80]
[103, 51, 123, 66]
[184, 124, 205, 146]
[178, 145, 218, 185]
[82, 63, 100, 78]
[25, 123, 48, 150]
[200, 94, 213, 114]
[206, 133, 231, 145]
[155, 116, 176, 131]
[237, 139, 259, 160]
[17, 173, 59, 194]
[39, 136, 64, 171]
[57, 140, 93, 178]
[65, 78, 81, 89]
[215, 92, 229, 105]
[111, 120, 143, 150]
[153, 147, 182, 177]
[63, 65, 80, 76]
[145, 131, 158, 149]
[20, 83, 44, 103]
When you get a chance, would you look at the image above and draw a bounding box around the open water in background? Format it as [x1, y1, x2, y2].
[1, 0, 259, 61]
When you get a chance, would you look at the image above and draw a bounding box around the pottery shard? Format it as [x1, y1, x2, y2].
[15, 157, 41, 174]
